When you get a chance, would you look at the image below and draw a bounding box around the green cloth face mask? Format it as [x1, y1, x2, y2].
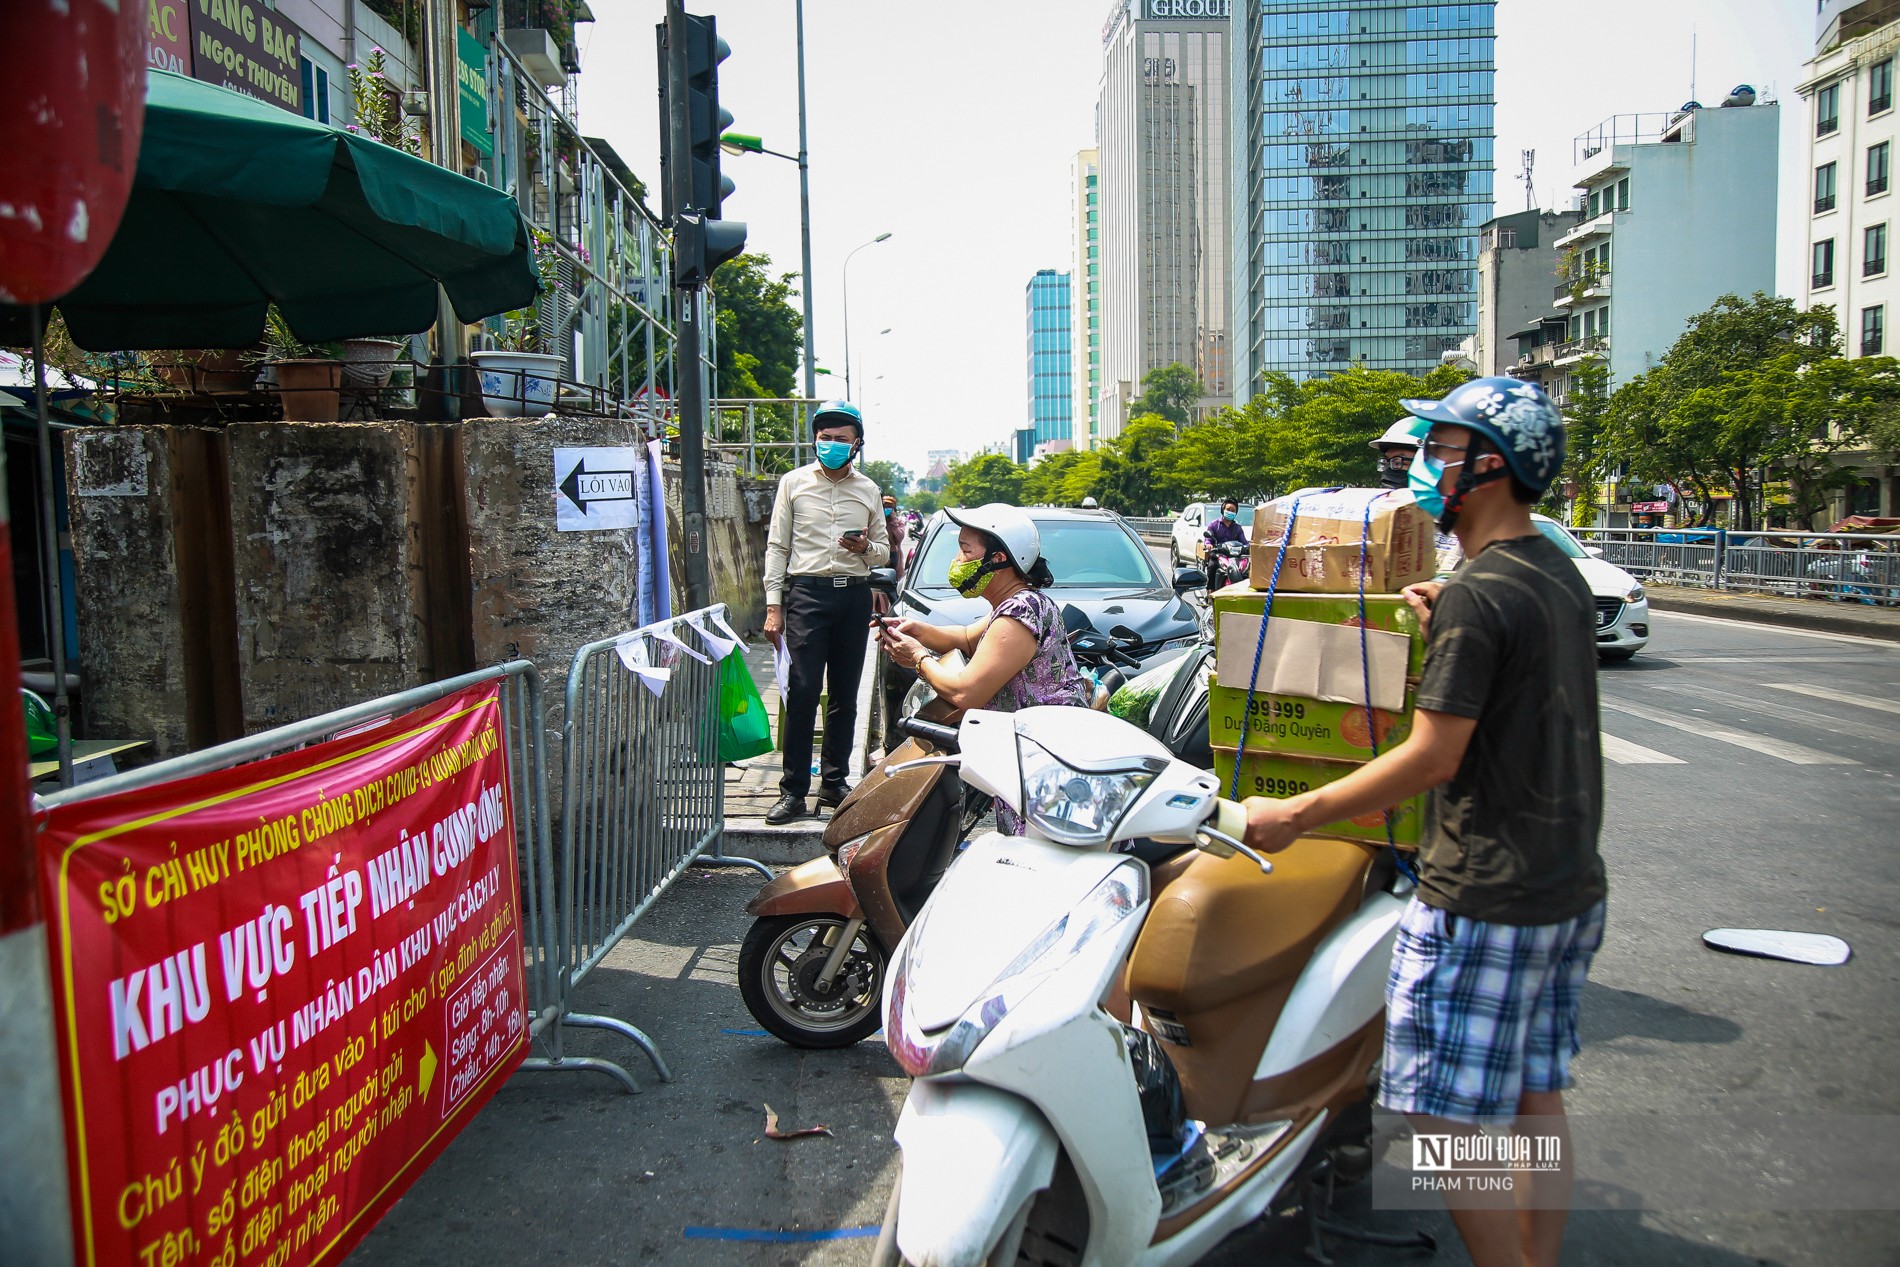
[947, 557, 997, 597]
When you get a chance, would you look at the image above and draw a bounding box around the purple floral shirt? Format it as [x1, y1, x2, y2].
[978, 589, 1088, 834]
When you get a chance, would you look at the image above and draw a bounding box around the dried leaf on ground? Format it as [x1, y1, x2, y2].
[763, 1103, 833, 1141]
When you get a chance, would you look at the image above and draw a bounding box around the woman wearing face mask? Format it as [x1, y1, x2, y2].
[875, 504, 1087, 834]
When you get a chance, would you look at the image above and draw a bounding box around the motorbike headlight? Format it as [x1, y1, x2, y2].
[887, 866, 1146, 1078]
[1018, 737, 1157, 846]
[1626, 584, 1645, 603]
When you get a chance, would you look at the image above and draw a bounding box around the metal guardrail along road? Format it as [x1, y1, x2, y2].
[1576, 527, 1900, 606]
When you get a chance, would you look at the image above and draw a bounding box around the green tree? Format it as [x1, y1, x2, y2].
[1555, 356, 1610, 526]
[710, 253, 802, 399]
[1096, 415, 1181, 514]
[942, 453, 1027, 506]
[1129, 363, 1202, 427]
[858, 459, 911, 497]
[1597, 293, 1886, 529]
[907, 489, 941, 515]
[1022, 449, 1087, 505]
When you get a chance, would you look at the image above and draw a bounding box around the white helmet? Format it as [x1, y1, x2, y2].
[944, 503, 1048, 583]
[1080, 495, 1099, 509]
[1370, 416, 1427, 451]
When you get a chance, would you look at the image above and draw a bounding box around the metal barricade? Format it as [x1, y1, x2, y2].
[552, 605, 771, 1087]
[1573, 527, 1721, 588]
[30, 662, 603, 1088]
[1125, 515, 1175, 543]
[1723, 531, 1900, 605]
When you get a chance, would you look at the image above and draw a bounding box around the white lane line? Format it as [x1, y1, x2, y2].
[1598, 698, 1861, 765]
[1651, 610, 1900, 650]
[1600, 733, 1685, 765]
[1763, 682, 1900, 717]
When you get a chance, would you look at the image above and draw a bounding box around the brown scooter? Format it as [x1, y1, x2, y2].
[737, 704, 969, 1047]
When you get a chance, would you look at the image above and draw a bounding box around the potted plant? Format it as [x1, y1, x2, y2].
[471, 229, 565, 417]
[253, 308, 344, 421]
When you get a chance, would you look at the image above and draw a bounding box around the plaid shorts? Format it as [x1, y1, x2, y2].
[1380, 896, 1607, 1123]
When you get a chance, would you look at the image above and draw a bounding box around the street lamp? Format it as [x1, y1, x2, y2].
[843, 232, 892, 399]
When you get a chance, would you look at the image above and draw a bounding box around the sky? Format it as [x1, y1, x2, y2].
[577, 1, 1814, 477]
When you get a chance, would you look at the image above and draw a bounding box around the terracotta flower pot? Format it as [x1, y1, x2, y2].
[274, 359, 343, 421]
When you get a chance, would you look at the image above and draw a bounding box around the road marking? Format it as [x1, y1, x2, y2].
[1600, 733, 1685, 765]
[1652, 610, 1900, 650]
[1598, 698, 1860, 765]
[1763, 682, 1900, 717]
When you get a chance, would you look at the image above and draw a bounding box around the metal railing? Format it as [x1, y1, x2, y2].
[554, 606, 771, 1084]
[1574, 527, 1900, 605]
[1126, 515, 1176, 541]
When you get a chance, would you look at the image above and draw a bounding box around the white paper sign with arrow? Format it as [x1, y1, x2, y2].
[555, 447, 645, 532]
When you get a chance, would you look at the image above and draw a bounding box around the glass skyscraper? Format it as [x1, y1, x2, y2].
[1026, 269, 1074, 452]
[1072, 149, 1102, 449]
[1231, 2, 1496, 393]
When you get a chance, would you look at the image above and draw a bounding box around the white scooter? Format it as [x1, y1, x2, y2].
[870, 706, 1426, 1267]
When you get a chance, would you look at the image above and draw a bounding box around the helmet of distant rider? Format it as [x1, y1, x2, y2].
[1398, 377, 1565, 495]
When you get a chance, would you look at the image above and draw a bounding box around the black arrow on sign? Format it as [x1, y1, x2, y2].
[559, 458, 639, 515]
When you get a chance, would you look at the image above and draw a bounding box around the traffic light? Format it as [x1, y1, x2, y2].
[672, 211, 748, 288]
[656, 10, 737, 222]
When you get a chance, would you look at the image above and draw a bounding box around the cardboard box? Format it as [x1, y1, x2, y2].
[1211, 592, 1423, 713]
[1212, 747, 1423, 848]
[1207, 681, 1414, 761]
[1250, 487, 1436, 593]
[1211, 591, 1426, 677]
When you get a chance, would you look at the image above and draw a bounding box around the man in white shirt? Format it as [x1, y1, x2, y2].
[761, 401, 890, 823]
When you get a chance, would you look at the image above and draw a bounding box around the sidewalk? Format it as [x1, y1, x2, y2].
[722, 635, 879, 865]
[1644, 584, 1900, 642]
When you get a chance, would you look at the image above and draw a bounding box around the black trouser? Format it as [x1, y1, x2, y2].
[779, 579, 873, 798]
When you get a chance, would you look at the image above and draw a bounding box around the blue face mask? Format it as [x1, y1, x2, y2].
[1222, 509, 1238, 522]
[815, 439, 856, 470]
[1407, 444, 1464, 524]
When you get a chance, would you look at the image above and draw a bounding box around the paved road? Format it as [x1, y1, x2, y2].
[349, 612, 1900, 1266]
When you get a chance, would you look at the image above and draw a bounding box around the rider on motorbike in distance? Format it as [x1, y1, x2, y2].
[873, 504, 1089, 834]
[1201, 498, 1247, 596]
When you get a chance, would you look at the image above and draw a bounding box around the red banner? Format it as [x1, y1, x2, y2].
[38, 685, 529, 1267]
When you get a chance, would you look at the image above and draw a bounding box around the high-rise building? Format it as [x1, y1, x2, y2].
[1026, 269, 1074, 456]
[1803, 0, 1900, 518]
[1231, 1, 1496, 394]
[1072, 149, 1103, 449]
[1097, 0, 1232, 442]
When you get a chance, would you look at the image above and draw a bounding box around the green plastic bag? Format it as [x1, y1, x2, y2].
[22, 689, 56, 757]
[717, 655, 774, 762]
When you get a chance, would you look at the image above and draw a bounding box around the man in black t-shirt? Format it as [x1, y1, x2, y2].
[1242, 377, 1604, 1267]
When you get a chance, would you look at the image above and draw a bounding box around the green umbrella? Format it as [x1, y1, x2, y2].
[0, 69, 538, 350]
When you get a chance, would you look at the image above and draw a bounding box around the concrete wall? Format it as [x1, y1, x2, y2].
[64, 427, 241, 757]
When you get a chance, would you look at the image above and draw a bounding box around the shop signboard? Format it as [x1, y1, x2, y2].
[189, 0, 304, 115]
[149, 0, 191, 73]
[458, 27, 494, 157]
[37, 685, 527, 1267]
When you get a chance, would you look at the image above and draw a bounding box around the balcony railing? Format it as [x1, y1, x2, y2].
[1817, 194, 1838, 213]
[1870, 174, 1890, 196]
[1863, 338, 1885, 356]
[1819, 115, 1839, 136]
[1815, 270, 1836, 288]
[1872, 93, 1892, 115]
[1554, 335, 1610, 363]
[1867, 257, 1888, 277]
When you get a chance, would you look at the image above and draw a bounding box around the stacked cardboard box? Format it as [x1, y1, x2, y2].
[1209, 489, 1434, 847]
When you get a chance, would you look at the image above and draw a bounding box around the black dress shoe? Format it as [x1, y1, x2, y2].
[764, 795, 808, 824]
[814, 783, 852, 809]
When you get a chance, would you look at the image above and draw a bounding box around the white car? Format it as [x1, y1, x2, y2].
[1169, 501, 1254, 566]
[1533, 514, 1650, 660]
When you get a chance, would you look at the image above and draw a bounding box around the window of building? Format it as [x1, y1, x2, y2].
[1814, 238, 1836, 287]
[1587, 188, 1600, 218]
[1867, 224, 1888, 276]
[1616, 177, 1630, 210]
[1870, 142, 1891, 195]
[299, 57, 330, 124]
[1863, 304, 1885, 356]
[1872, 59, 1893, 115]
[1817, 161, 1838, 213]
[1817, 82, 1840, 136]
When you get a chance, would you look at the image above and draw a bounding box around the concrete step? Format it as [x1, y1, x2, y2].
[720, 819, 828, 866]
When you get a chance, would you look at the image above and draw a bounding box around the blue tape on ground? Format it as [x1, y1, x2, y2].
[720, 1028, 770, 1036]
[682, 1226, 882, 1242]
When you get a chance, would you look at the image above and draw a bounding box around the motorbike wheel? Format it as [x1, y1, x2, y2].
[737, 914, 887, 1049]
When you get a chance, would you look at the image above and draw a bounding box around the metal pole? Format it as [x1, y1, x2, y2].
[28, 308, 71, 787]
[667, 0, 712, 611]
[841, 233, 890, 403]
[425, 0, 467, 412]
[796, 0, 816, 404]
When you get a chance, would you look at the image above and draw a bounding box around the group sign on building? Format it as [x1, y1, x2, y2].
[148, 0, 304, 114]
[37, 686, 529, 1267]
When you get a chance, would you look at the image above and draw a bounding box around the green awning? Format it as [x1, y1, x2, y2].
[1, 69, 537, 351]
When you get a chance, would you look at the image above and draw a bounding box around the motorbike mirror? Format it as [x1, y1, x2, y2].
[1173, 567, 1206, 593]
[1109, 623, 1141, 645]
[869, 567, 899, 595]
[1703, 928, 1851, 965]
[1060, 603, 1093, 633]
